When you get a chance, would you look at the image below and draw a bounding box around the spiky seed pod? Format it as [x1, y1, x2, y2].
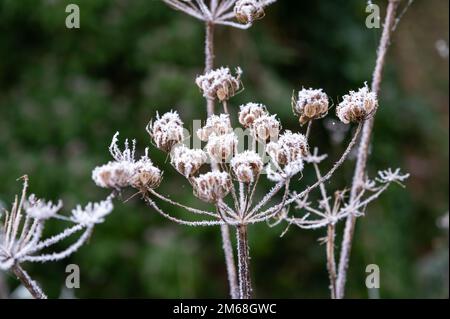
[238, 102, 268, 128]
[147, 111, 184, 152]
[292, 88, 329, 126]
[206, 132, 238, 162]
[266, 130, 308, 165]
[195, 67, 242, 101]
[192, 171, 232, 203]
[230, 150, 263, 183]
[336, 85, 378, 124]
[130, 158, 163, 190]
[197, 114, 233, 142]
[234, 0, 265, 24]
[252, 114, 280, 142]
[170, 145, 208, 178]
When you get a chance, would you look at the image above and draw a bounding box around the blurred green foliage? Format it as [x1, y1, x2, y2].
[0, 0, 448, 298]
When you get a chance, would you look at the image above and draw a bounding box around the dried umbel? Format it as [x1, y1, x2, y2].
[23, 195, 63, 220]
[266, 131, 308, 166]
[71, 198, 114, 227]
[238, 102, 268, 128]
[170, 145, 208, 177]
[292, 88, 329, 126]
[230, 150, 263, 183]
[195, 67, 242, 101]
[251, 114, 280, 142]
[234, 0, 265, 24]
[92, 133, 163, 191]
[192, 171, 232, 203]
[206, 132, 238, 162]
[147, 111, 184, 152]
[336, 85, 378, 124]
[197, 114, 232, 142]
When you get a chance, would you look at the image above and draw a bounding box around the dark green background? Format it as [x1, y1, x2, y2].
[0, 0, 448, 298]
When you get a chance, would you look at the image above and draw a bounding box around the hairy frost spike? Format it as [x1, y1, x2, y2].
[147, 111, 184, 152]
[336, 85, 378, 124]
[71, 197, 114, 227]
[251, 114, 280, 142]
[192, 171, 232, 203]
[170, 145, 208, 178]
[292, 88, 329, 126]
[234, 0, 265, 24]
[197, 114, 232, 141]
[266, 130, 308, 166]
[230, 151, 263, 183]
[195, 67, 242, 101]
[109, 132, 136, 162]
[206, 132, 238, 162]
[23, 195, 63, 220]
[238, 102, 268, 128]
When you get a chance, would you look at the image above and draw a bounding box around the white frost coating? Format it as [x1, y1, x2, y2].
[238, 102, 267, 128]
[336, 85, 378, 124]
[197, 113, 232, 141]
[171, 145, 208, 177]
[230, 151, 263, 183]
[147, 110, 184, 152]
[206, 132, 238, 162]
[71, 197, 114, 227]
[196, 67, 242, 101]
[23, 195, 63, 220]
[192, 171, 232, 203]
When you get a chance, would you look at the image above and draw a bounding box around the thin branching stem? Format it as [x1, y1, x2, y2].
[11, 264, 47, 299]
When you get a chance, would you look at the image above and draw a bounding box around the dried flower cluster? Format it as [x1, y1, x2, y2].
[234, 0, 265, 24]
[196, 67, 242, 101]
[336, 85, 378, 124]
[292, 88, 329, 126]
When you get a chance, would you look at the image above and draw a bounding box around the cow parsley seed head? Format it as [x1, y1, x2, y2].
[336, 85, 378, 124]
[130, 156, 163, 190]
[192, 171, 232, 203]
[292, 88, 329, 125]
[238, 102, 268, 128]
[206, 132, 238, 162]
[197, 114, 232, 141]
[252, 114, 281, 142]
[170, 145, 208, 178]
[195, 67, 242, 101]
[234, 0, 265, 24]
[23, 195, 63, 220]
[71, 197, 114, 227]
[266, 130, 308, 166]
[92, 161, 135, 189]
[230, 150, 263, 183]
[147, 111, 184, 152]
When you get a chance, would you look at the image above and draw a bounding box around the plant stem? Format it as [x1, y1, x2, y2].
[11, 264, 47, 299]
[326, 224, 337, 299]
[204, 19, 239, 299]
[336, 0, 400, 299]
[0, 272, 8, 299]
[236, 225, 252, 299]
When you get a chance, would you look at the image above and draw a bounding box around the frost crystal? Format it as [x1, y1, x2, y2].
[336, 85, 378, 124]
[292, 88, 329, 125]
[195, 67, 242, 101]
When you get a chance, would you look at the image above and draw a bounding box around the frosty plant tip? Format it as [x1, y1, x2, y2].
[0, 176, 113, 299]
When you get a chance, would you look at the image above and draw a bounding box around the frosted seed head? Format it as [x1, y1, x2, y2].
[170, 145, 208, 178]
[197, 114, 232, 141]
[23, 195, 63, 220]
[252, 114, 280, 142]
[230, 150, 263, 183]
[266, 130, 308, 166]
[206, 132, 238, 163]
[336, 85, 378, 124]
[234, 0, 265, 24]
[195, 67, 242, 101]
[238, 102, 268, 128]
[147, 110, 184, 152]
[130, 157, 163, 190]
[192, 171, 232, 203]
[92, 161, 136, 189]
[292, 88, 329, 125]
[71, 197, 114, 227]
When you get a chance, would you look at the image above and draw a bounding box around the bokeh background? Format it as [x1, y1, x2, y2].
[0, 0, 448, 298]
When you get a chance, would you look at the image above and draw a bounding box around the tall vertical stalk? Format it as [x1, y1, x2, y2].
[336, 0, 401, 299]
[236, 225, 252, 299]
[203, 19, 239, 299]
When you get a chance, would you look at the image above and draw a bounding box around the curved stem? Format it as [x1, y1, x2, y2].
[336, 0, 400, 299]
